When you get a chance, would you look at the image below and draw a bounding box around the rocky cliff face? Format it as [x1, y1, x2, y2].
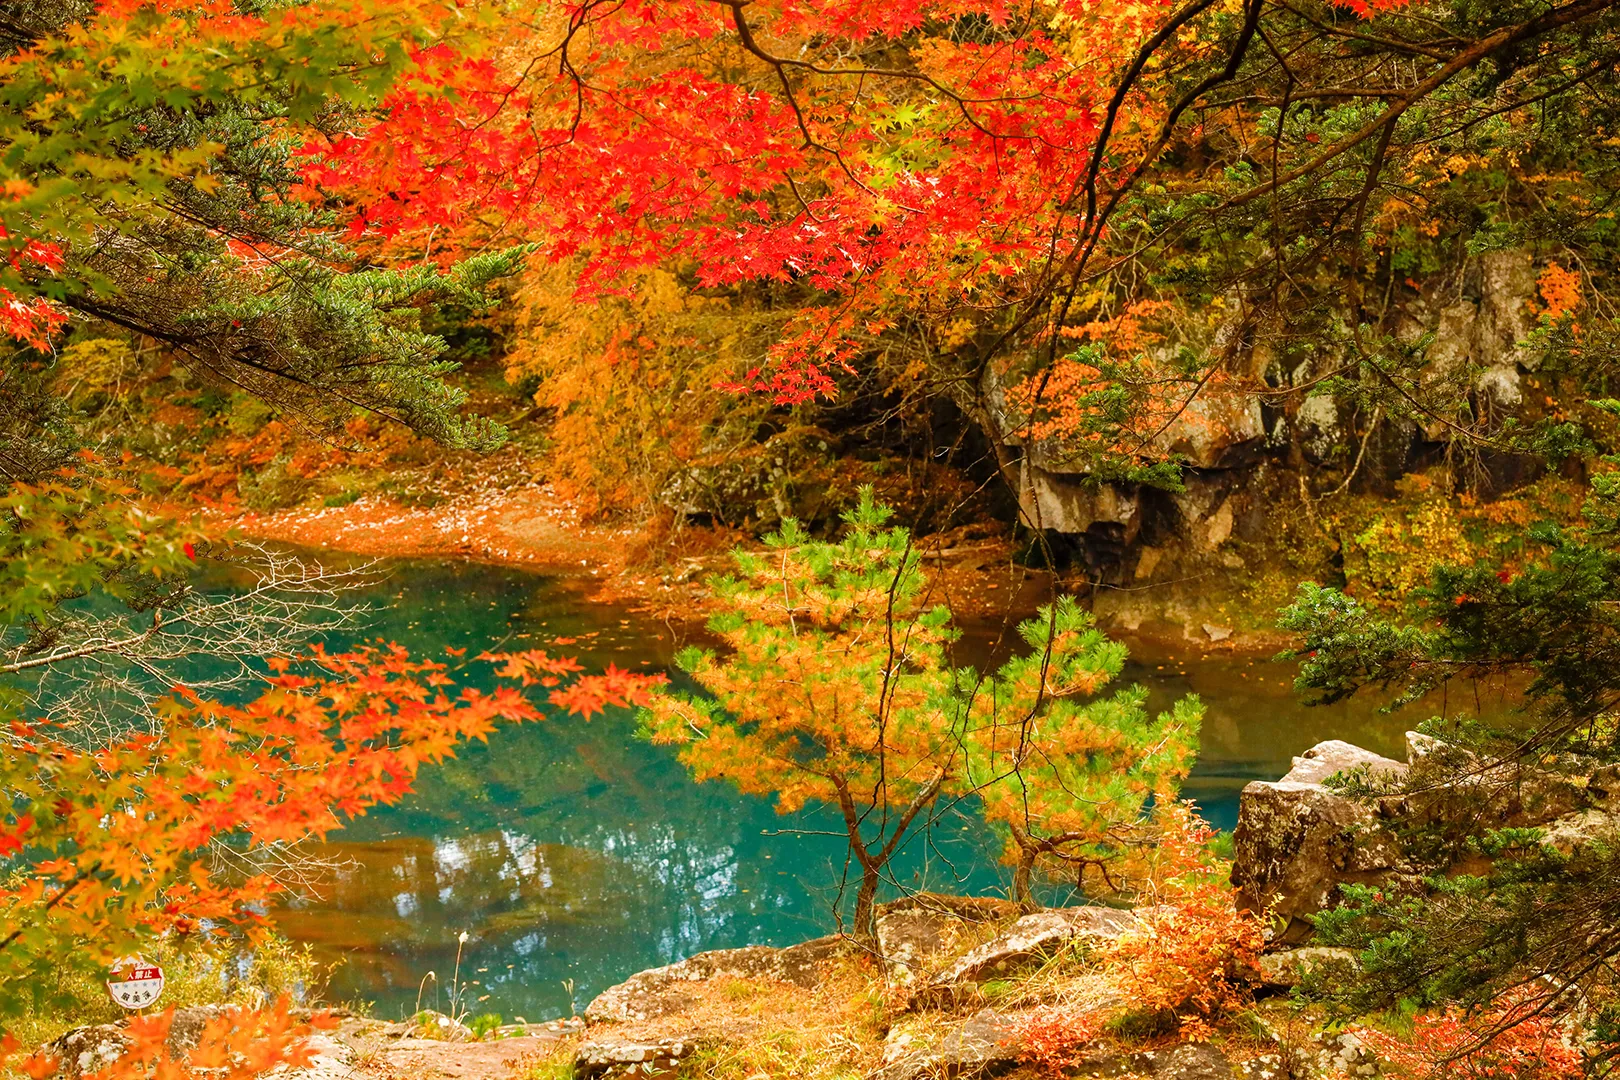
[982, 251, 1555, 637]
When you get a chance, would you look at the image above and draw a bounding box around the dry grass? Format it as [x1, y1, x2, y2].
[3, 933, 321, 1056]
[584, 955, 892, 1080]
[507, 1036, 584, 1080]
[953, 937, 1121, 1016]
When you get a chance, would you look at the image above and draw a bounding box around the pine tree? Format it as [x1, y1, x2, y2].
[639, 488, 1202, 940]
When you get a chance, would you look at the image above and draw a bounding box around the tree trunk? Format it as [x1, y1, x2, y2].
[1011, 848, 1038, 911]
[852, 862, 883, 949]
[1008, 824, 1040, 912]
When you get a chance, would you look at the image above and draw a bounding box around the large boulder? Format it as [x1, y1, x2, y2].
[1230, 741, 1409, 944]
[1231, 734, 1620, 945]
[872, 1008, 1026, 1080]
[917, 907, 1140, 1006]
[874, 894, 1022, 987]
[1255, 946, 1360, 990]
[575, 1033, 702, 1078]
[583, 936, 842, 1024]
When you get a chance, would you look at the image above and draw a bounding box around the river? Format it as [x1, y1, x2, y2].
[262, 559, 1442, 1023]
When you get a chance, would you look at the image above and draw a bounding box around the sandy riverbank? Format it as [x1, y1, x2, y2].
[225, 483, 1061, 622]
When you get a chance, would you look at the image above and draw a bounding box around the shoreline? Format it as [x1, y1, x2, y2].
[226, 485, 1292, 654]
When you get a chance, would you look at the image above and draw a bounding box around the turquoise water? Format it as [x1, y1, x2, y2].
[269, 560, 1426, 1023]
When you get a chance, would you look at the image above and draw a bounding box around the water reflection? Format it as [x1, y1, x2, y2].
[286, 701, 1002, 1021]
[272, 560, 1467, 1022]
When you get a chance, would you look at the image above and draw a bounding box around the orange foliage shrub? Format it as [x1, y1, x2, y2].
[1010, 803, 1263, 1068]
[1537, 263, 1583, 321]
[1107, 805, 1264, 1036]
[1003, 302, 1191, 449]
[1356, 993, 1583, 1080]
[1016, 1008, 1107, 1076]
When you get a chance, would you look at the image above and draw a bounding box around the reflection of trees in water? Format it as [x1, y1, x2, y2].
[274, 562, 1001, 1019]
[280, 709, 856, 1020]
[262, 560, 812, 1019]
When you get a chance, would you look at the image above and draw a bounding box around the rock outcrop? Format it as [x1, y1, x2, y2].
[44, 1011, 579, 1080]
[575, 1033, 702, 1078]
[874, 894, 1024, 986]
[583, 935, 843, 1024]
[970, 248, 1564, 641]
[1230, 740, 1409, 943]
[872, 1008, 1026, 1080]
[917, 906, 1140, 1006]
[1232, 734, 1620, 944]
[876, 1007, 1242, 1080]
[576, 895, 1163, 1078]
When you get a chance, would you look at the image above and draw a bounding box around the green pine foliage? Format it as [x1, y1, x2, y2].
[1278, 418, 1620, 1052]
[640, 488, 1201, 939]
[964, 599, 1203, 900]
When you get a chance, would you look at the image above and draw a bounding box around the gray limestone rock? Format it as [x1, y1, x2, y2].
[576, 1034, 702, 1078]
[875, 898, 1018, 987]
[1256, 946, 1361, 989]
[583, 936, 842, 1024]
[1230, 741, 1409, 943]
[46, 1006, 242, 1080]
[869, 1009, 1025, 1080]
[917, 907, 1139, 1006]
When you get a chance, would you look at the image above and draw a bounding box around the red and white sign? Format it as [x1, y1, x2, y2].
[107, 958, 164, 1010]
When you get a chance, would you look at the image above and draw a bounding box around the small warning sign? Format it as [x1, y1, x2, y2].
[107, 958, 164, 1010]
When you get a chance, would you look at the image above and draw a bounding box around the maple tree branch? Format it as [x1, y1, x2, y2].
[1227, 0, 1620, 209]
[1076, 0, 1222, 235]
[1012, 0, 1265, 414]
[1276, 0, 1461, 59]
[0, 863, 101, 956]
[710, 0, 1044, 107]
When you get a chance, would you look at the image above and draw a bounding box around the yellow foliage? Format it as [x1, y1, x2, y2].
[54, 337, 139, 403]
[504, 261, 784, 520]
[1327, 473, 1587, 607]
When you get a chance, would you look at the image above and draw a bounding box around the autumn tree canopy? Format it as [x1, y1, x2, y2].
[274, 0, 1620, 488]
[6, 0, 1620, 1066]
[0, 0, 521, 457]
